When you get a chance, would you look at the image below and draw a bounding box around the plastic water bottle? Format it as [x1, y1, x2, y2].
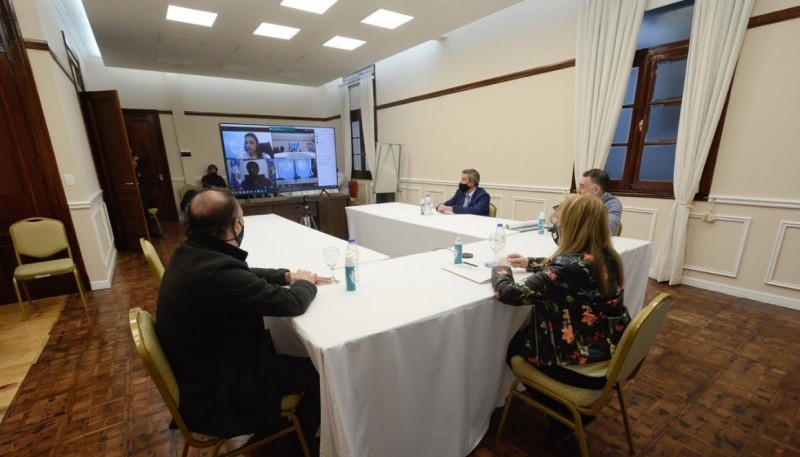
[494, 223, 506, 256]
[345, 238, 360, 283]
[454, 236, 463, 264]
[424, 194, 433, 215]
[420, 198, 426, 216]
[345, 251, 356, 291]
[538, 212, 546, 235]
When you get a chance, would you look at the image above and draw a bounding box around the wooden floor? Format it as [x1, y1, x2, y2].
[0, 220, 799, 456]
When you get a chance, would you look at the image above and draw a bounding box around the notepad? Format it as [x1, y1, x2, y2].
[442, 263, 492, 283]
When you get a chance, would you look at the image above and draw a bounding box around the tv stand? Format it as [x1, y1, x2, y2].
[240, 193, 349, 239]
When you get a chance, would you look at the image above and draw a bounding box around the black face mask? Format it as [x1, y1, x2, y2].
[235, 225, 245, 247]
[458, 183, 470, 192]
[548, 223, 559, 245]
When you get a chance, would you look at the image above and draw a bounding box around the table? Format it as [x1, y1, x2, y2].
[243, 214, 653, 457]
[346, 202, 520, 257]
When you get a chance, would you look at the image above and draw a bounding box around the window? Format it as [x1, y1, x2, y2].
[350, 109, 371, 180]
[604, 1, 721, 199]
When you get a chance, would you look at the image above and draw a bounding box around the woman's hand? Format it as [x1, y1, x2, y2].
[505, 253, 528, 268]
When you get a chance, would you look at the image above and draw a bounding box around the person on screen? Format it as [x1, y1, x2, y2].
[240, 132, 275, 160]
[491, 194, 629, 448]
[156, 188, 329, 453]
[578, 168, 622, 236]
[241, 161, 274, 192]
[436, 168, 490, 215]
[201, 164, 227, 188]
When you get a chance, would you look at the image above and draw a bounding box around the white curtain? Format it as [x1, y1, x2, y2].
[358, 74, 376, 181]
[654, 0, 754, 284]
[339, 83, 352, 179]
[573, 0, 645, 183]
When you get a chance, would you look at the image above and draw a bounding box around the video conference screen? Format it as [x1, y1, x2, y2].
[218, 123, 337, 197]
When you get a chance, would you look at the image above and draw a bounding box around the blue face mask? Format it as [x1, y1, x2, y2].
[234, 224, 245, 247]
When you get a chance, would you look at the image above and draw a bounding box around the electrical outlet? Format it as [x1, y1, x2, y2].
[64, 174, 76, 186]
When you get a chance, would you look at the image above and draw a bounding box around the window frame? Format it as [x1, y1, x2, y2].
[606, 40, 724, 200]
[349, 109, 372, 180]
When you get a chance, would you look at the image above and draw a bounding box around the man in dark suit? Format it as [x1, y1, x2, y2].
[437, 168, 491, 215]
[156, 188, 329, 451]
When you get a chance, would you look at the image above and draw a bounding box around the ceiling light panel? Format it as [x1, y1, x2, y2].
[254, 23, 301, 40]
[323, 36, 365, 51]
[361, 9, 414, 29]
[280, 0, 338, 15]
[166, 5, 217, 27]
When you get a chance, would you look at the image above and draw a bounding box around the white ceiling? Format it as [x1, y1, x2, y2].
[79, 0, 525, 87]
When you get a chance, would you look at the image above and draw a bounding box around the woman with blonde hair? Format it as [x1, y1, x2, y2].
[492, 193, 630, 446]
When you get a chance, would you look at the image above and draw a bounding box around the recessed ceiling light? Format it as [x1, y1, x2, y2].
[323, 36, 365, 51]
[280, 0, 337, 15]
[166, 5, 217, 27]
[361, 9, 414, 29]
[254, 23, 301, 40]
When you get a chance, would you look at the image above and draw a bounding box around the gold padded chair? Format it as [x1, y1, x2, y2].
[488, 202, 498, 218]
[496, 293, 672, 457]
[179, 184, 197, 200]
[139, 238, 165, 282]
[9, 217, 89, 320]
[615, 223, 623, 237]
[147, 207, 164, 236]
[129, 307, 311, 457]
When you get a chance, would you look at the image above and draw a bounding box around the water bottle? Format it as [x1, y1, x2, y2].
[345, 251, 356, 291]
[494, 223, 506, 256]
[424, 194, 433, 215]
[454, 236, 463, 264]
[538, 212, 546, 235]
[420, 198, 426, 216]
[345, 238, 360, 282]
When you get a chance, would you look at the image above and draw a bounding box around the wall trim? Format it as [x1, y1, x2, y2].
[183, 111, 334, 122]
[67, 189, 104, 210]
[510, 197, 547, 221]
[621, 206, 658, 242]
[684, 214, 751, 278]
[765, 221, 800, 292]
[709, 195, 800, 210]
[748, 5, 800, 29]
[681, 276, 800, 312]
[400, 177, 568, 195]
[91, 247, 116, 290]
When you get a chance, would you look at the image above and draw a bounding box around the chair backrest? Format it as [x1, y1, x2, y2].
[9, 217, 71, 261]
[129, 307, 192, 434]
[615, 223, 623, 237]
[179, 184, 197, 200]
[140, 238, 165, 281]
[606, 293, 671, 384]
[488, 202, 498, 218]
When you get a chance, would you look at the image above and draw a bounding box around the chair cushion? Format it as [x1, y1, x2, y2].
[280, 393, 302, 412]
[511, 356, 605, 407]
[14, 258, 75, 280]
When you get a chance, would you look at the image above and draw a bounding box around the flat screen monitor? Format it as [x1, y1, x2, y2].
[218, 123, 337, 197]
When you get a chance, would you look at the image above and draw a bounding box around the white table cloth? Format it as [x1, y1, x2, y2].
[346, 202, 520, 258]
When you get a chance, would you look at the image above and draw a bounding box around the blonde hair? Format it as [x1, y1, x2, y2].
[551, 194, 624, 294]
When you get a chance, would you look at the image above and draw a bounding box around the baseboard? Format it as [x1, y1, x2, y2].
[681, 276, 800, 311]
[90, 248, 117, 290]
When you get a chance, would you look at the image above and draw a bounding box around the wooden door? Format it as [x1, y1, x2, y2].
[80, 90, 149, 251]
[0, 0, 87, 304]
[123, 110, 178, 220]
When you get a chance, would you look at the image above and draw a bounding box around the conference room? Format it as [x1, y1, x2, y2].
[1, 0, 799, 456]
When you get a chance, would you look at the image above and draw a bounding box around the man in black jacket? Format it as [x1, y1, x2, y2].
[156, 187, 328, 451]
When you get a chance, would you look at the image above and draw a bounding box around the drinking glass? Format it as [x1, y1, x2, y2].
[323, 247, 340, 283]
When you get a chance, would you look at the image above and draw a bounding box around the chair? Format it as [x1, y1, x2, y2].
[179, 184, 197, 200]
[147, 207, 164, 236]
[9, 217, 89, 320]
[495, 293, 672, 457]
[488, 202, 498, 217]
[139, 238, 165, 282]
[615, 223, 623, 237]
[129, 307, 311, 457]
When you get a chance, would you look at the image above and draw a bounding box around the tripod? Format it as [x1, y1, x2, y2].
[298, 199, 318, 230]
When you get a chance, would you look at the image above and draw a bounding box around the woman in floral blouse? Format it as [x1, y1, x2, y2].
[493, 193, 630, 388]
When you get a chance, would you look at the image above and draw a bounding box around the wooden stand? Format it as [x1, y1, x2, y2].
[240, 194, 350, 240]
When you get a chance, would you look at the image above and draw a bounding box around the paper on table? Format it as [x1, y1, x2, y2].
[441, 263, 492, 283]
[504, 220, 538, 232]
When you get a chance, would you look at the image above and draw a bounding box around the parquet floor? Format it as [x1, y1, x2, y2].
[0, 220, 798, 456]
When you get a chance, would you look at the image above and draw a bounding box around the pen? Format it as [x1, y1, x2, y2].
[463, 261, 478, 267]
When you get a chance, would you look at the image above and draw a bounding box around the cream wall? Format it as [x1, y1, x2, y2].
[375, 0, 800, 310]
[13, 0, 116, 290]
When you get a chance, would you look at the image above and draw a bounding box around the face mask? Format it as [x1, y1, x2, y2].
[235, 225, 245, 247]
[548, 223, 559, 245]
[458, 183, 469, 192]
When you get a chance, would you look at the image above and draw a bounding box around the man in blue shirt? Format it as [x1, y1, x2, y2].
[578, 169, 622, 235]
[436, 168, 491, 216]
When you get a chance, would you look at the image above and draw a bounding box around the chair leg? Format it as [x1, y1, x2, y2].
[12, 277, 28, 320]
[615, 383, 635, 454]
[571, 409, 590, 457]
[495, 380, 518, 442]
[72, 268, 90, 316]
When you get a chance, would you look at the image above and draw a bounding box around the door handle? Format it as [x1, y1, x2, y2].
[158, 174, 164, 181]
[125, 182, 134, 185]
